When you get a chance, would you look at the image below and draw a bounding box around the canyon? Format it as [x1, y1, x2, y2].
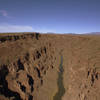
[0, 33, 100, 100]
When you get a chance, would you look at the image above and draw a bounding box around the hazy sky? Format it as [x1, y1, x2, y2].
[0, 0, 100, 33]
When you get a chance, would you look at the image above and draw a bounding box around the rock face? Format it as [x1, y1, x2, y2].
[0, 33, 40, 43]
[0, 33, 57, 100]
[0, 33, 100, 100]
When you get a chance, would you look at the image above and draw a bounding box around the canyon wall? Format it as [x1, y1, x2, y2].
[0, 33, 100, 100]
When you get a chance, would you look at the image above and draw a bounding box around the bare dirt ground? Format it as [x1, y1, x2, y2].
[0, 33, 100, 100]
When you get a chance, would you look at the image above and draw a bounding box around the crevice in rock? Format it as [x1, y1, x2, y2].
[41, 79, 43, 85]
[17, 81, 26, 93]
[17, 59, 24, 72]
[44, 47, 46, 54]
[34, 67, 41, 78]
[91, 74, 94, 86]
[36, 51, 41, 59]
[28, 95, 33, 100]
[25, 53, 30, 61]
[95, 73, 98, 80]
[87, 70, 90, 78]
[27, 74, 34, 93]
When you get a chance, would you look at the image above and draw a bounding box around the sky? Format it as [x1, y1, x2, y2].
[0, 0, 100, 34]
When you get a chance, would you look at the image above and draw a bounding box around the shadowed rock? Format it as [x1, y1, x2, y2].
[27, 74, 34, 92]
[17, 59, 24, 72]
[0, 65, 22, 100]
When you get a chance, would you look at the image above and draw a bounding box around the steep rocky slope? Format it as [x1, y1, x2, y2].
[0, 33, 100, 100]
[62, 35, 100, 100]
[0, 33, 58, 100]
